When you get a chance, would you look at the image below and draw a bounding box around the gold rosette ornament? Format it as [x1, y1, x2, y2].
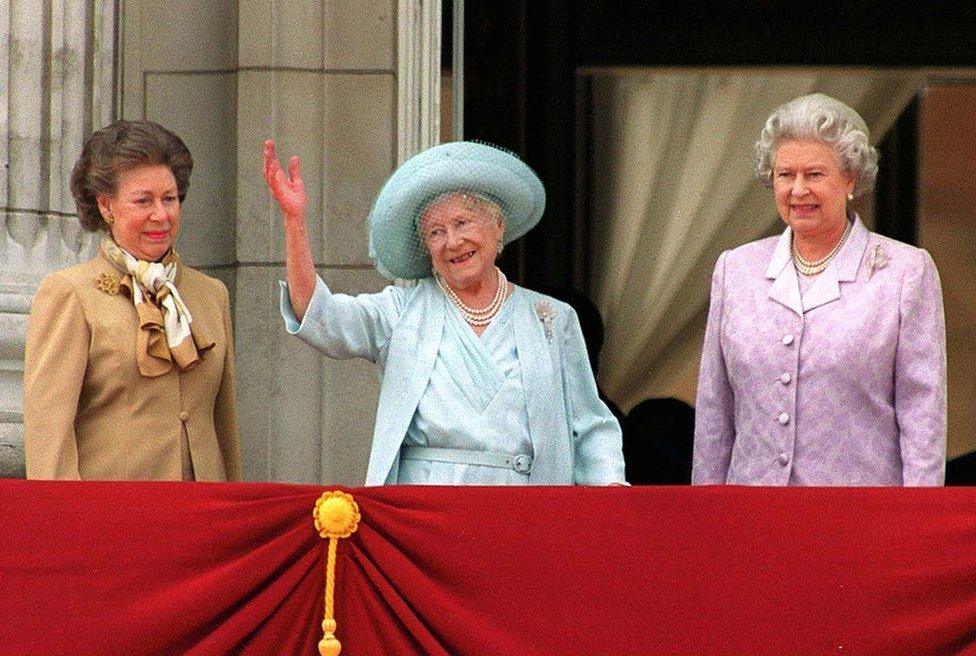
[312, 491, 361, 656]
[96, 272, 121, 296]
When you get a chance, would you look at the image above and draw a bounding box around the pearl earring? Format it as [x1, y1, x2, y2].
[846, 193, 853, 202]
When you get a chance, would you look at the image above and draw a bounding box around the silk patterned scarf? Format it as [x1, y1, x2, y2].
[101, 238, 214, 377]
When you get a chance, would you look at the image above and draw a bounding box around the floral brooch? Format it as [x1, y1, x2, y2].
[868, 244, 888, 279]
[535, 300, 556, 342]
[96, 272, 120, 295]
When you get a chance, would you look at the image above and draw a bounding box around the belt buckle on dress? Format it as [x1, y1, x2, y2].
[513, 454, 533, 474]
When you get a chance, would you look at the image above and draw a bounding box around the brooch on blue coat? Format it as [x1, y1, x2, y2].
[535, 301, 556, 342]
[868, 244, 888, 279]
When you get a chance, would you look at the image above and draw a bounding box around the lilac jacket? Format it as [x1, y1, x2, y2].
[692, 217, 946, 486]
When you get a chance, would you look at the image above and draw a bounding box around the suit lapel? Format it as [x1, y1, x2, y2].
[765, 228, 803, 316]
[766, 216, 871, 315]
[799, 216, 870, 313]
[833, 215, 870, 283]
[799, 263, 841, 312]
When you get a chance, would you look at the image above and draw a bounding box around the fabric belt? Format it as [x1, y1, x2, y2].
[400, 446, 533, 475]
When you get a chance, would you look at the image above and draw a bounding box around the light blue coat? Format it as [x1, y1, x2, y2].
[280, 277, 625, 485]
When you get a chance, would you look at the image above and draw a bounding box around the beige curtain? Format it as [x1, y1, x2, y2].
[588, 70, 925, 411]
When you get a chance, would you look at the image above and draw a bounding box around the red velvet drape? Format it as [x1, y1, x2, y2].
[2, 481, 976, 655]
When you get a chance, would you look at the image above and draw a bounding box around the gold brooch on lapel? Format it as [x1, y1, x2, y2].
[868, 244, 888, 279]
[535, 301, 556, 342]
[96, 272, 121, 295]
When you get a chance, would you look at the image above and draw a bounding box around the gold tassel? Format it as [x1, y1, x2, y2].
[312, 491, 361, 656]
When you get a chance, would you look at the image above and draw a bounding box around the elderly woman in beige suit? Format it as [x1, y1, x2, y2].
[24, 120, 240, 480]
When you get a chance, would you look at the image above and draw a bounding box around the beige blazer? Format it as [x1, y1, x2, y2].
[24, 252, 241, 480]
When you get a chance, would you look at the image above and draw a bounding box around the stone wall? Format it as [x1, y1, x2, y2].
[1, 0, 439, 482]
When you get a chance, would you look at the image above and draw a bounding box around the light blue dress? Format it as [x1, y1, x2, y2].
[280, 276, 626, 485]
[400, 291, 532, 484]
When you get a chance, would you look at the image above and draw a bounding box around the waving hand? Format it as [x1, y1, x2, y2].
[263, 139, 307, 221]
[262, 139, 315, 320]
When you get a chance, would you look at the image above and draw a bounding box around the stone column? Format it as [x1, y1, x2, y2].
[0, 1, 115, 477]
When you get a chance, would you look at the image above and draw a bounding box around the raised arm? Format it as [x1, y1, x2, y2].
[263, 139, 316, 321]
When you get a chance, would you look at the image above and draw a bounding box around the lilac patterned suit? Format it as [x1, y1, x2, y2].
[692, 216, 946, 486]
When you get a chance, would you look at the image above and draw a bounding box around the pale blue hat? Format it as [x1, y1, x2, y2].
[367, 141, 546, 280]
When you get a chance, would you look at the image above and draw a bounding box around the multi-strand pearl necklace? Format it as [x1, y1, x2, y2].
[436, 267, 509, 326]
[792, 220, 853, 276]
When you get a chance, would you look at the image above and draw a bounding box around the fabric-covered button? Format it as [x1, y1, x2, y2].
[513, 454, 533, 474]
[782, 334, 794, 346]
[179, 411, 189, 422]
[780, 372, 792, 385]
[778, 453, 789, 466]
[778, 413, 790, 425]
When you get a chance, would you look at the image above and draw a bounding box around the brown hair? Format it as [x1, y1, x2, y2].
[69, 119, 194, 231]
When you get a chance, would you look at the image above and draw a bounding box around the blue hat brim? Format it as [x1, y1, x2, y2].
[367, 142, 546, 280]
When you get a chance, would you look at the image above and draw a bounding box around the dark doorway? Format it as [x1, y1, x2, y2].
[459, 1, 976, 287]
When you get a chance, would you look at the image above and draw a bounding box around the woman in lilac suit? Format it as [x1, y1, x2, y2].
[692, 94, 946, 486]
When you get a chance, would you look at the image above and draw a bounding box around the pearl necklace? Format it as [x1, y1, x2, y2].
[436, 267, 509, 326]
[792, 220, 853, 276]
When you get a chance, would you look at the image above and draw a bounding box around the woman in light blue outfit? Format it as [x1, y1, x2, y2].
[263, 140, 625, 485]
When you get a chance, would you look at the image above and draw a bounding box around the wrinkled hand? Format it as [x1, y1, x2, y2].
[263, 139, 307, 220]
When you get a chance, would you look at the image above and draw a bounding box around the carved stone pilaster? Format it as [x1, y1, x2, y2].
[397, 0, 441, 162]
[0, 1, 116, 477]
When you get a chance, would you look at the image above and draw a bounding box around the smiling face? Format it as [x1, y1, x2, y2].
[419, 193, 505, 292]
[772, 138, 855, 239]
[97, 164, 181, 262]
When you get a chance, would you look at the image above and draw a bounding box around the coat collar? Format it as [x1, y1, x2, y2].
[765, 213, 870, 315]
[764, 228, 803, 316]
